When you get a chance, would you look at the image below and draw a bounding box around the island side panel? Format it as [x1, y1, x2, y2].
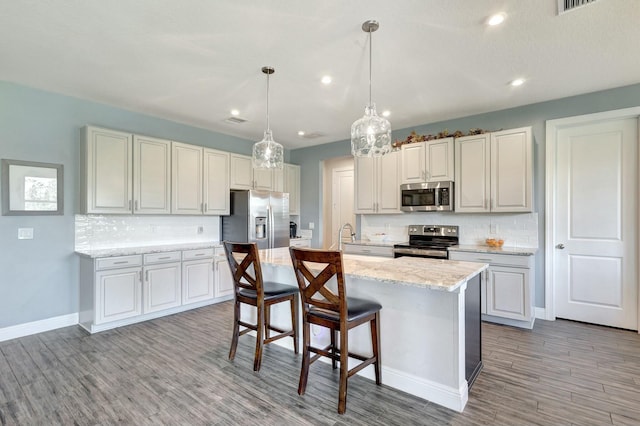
[250, 262, 470, 412]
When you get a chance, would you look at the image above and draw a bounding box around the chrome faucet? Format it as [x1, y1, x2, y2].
[338, 223, 356, 251]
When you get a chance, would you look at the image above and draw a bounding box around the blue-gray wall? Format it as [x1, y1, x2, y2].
[0, 81, 262, 328]
[290, 82, 640, 308]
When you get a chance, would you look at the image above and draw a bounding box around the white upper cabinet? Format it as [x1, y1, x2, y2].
[284, 164, 300, 215]
[253, 167, 274, 191]
[203, 148, 230, 215]
[81, 126, 133, 214]
[229, 153, 285, 192]
[171, 142, 203, 214]
[229, 154, 254, 190]
[133, 135, 171, 214]
[355, 150, 401, 214]
[401, 138, 454, 184]
[490, 127, 533, 212]
[455, 127, 532, 213]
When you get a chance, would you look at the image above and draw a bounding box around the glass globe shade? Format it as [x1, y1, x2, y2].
[351, 103, 392, 157]
[252, 130, 284, 169]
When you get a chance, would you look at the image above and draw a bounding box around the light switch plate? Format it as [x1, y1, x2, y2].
[309, 222, 315, 230]
[18, 228, 34, 239]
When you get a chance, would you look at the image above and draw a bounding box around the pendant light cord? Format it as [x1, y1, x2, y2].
[266, 72, 270, 132]
[368, 29, 372, 106]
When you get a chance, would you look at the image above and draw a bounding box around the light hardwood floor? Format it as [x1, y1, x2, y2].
[1, 301, 639, 425]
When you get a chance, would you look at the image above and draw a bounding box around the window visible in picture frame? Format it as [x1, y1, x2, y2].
[1, 159, 64, 215]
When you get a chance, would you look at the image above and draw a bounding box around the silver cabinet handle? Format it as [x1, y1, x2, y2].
[145, 270, 149, 282]
[113, 261, 128, 265]
[556, 244, 565, 249]
[204, 203, 208, 212]
[158, 256, 171, 260]
[128, 200, 132, 210]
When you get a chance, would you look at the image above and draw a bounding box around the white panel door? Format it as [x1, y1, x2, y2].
[182, 259, 214, 304]
[487, 266, 530, 321]
[214, 258, 234, 298]
[143, 263, 181, 314]
[203, 148, 230, 215]
[426, 138, 454, 182]
[229, 154, 253, 190]
[401, 142, 425, 184]
[96, 267, 142, 324]
[377, 150, 401, 213]
[354, 157, 375, 213]
[284, 164, 300, 215]
[133, 135, 171, 214]
[554, 118, 638, 329]
[171, 142, 203, 214]
[491, 127, 532, 212]
[84, 126, 133, 214]
[454, 134, 490, 212]
[253, 168, 273, 191]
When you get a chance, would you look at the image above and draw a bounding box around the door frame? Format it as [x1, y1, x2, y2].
[545, 106, 640, 331]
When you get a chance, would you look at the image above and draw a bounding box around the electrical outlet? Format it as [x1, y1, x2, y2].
[309, 222, 315, 230]
[490, 224, 498, 234]
[18, 228, 34, 239]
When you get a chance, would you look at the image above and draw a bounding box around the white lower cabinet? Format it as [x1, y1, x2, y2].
[96, 266, 142, 325]
[143, 251, 182, 314]
[448, 250, 535, 329]
[214, 255, 234, 298]
[79, 246, 232, 333]
[182, 248, 215, 304]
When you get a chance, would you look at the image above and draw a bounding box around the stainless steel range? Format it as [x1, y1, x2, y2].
[393, 225, 459, 259]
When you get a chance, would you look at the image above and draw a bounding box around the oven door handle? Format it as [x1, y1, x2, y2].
[393, 248, 448, 258]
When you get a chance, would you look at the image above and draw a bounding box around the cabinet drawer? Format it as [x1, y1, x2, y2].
[96, 255, 143, 270]
[183, 248, 214, 260]
[343, 244, 394, 258]
[144, 251, 181, 264]
[449, 251, 531, 268]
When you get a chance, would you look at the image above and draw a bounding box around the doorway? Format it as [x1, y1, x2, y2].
[546, 108, 640, 330]
[322, 157, 355, 249]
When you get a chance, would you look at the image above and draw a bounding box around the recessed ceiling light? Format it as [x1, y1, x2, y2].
[510, 78, 525, 87]
[321, 75, 332, 85]
[487, 13, 506, 26]
[230, 109, 240, 116]
[382, 110, 391, 118]
[297, 131, 305, 136]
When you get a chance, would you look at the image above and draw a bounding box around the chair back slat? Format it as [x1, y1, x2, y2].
[223, 241, 264, 295]
[289, 247, 346, 315]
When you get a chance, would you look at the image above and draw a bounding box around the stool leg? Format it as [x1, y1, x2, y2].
[290, 294, 299, 354]
[229, 298, 240, 361]
[371, 312, 381, 385]
[331, 329, 337, 370]
[298, 319, 311, 395]
[338, 326, 348, 414]
[264, 303, 271, 340]
[254, 304, 265, 371]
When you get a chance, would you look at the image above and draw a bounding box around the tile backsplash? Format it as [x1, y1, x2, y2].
[75, 215, 220, 251]
[361, 212, 539, 248]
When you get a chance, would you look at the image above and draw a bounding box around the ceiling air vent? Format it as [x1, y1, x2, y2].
[302, 132, 325, 139]
[224, 116, 247, 124]
[557, 0, 598, 14]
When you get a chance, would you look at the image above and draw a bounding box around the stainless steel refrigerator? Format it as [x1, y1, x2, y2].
[222, 190, 290, 249]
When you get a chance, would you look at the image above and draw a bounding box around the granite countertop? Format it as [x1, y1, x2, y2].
[259, 247, 487, 292]
[449, 244, 537, 256]
[75, 241, 222, 258]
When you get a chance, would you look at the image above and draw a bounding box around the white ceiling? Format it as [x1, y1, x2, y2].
[1, 1, 639, 150]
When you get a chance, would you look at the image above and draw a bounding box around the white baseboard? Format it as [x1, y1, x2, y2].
[535, 307, 547, 320]
[0, 313, 79, 342]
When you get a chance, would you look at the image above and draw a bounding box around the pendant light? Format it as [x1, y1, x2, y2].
[252, 66, 284, 169]
[351, 20, 392, 157]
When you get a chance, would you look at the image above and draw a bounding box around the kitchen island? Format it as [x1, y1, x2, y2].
[250, 247, 488, 412]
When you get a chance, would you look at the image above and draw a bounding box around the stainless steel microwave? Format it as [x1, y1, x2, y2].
[400, 181, 454, 212]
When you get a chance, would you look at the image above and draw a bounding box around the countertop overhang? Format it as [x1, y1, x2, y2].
[260, 247, 487, 292]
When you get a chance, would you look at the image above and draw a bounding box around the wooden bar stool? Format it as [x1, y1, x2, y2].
[223, 241, 299, 371]
[289, 247, 381, 414]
